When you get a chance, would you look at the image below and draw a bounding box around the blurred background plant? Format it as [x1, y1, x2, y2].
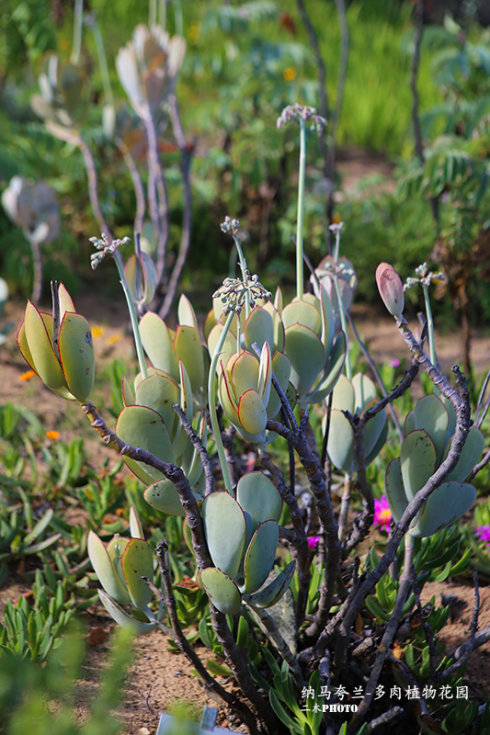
[0, 0, 488, 335]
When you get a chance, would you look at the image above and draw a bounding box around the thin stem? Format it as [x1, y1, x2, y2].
[347, 531, 415, 729]
[149, 0, 157, 26]
[113, 251, 148, 379]
[422, 283, 437, 368]
[233, 235, 251, 319]
[159, 93, 193, 319]
[89, 17, 114, 106]
[334, 274, 351, 379]
[337, 473, 352, 541]
[71, 0, 84, 65]
[296, 117, 306, 300]
[208, 311, 235, 493]
[153, 541, 258, 732]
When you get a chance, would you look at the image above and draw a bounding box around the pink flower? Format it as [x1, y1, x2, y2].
[307, 536, 320, 551]
[475, 525, 490, 548]
[374, 495, 392, 534]
[388, 358, 400, 368]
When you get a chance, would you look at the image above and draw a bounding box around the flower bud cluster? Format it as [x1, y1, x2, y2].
[276, 104, 327, 134]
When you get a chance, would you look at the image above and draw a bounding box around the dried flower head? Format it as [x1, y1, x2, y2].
[277, 104, 327, 134]
[213, 274, 271, 316]
[89, 234, 130, 269]
[220, 217, 241, 236]
[404, 262, 447, 290]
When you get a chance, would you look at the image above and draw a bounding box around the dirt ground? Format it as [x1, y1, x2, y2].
[0, 292, 489, 734]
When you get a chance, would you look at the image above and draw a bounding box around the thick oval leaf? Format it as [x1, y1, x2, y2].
[207, 322, 237, 368]
[385, 458, 408, 523]
[230, 351, 259, 395]
[202, 492, 245, 579]
[365, 418, 388, 467]
[243, 306, 274, 353]
[414, 481, 477, 537]
[23, 302, 67, 394]
[363, 402, 387, 458]
[282, 299, 321, 333]
[263, 302, 285, 352]
[177, 294, 198, 328]
[135, 372, 179, 431]
[129, 507, 144, 539]
[446, 426, 485, 482]
[401, 430, 437, 501]
[414, 394, 449, 462]
[331, 374, 355, 413]
[285, 323, 325, 398]
[243, 520, 279, 594]
[139, 312, 179, 380]
[309, 331, 346, 403]
[257, 341, 272, 406]
[57, 282, 76, 315]
[144, 479, 184, 517]
[326, 409, 354, 473]
[200, 567, 241, 615]
[237, 389, 267, 436]
[116, 405, 174, 483]
[58, 312, 95, 402]
[247, 560, 296, 608]
[174, 325, 204, 395]
[236, 471, 283, 530]
[121, 538, 154, 609]
[352, 373, 377, 414]
[404, 409, 416, 436]
[88, 531, 130, 605]
[98, 590, 156, 634]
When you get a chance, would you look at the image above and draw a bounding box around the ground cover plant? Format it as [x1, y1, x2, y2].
[5, 92, 489, 733]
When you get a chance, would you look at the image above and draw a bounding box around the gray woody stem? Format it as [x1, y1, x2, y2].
[266, 416, 341, 639]
[159, 93, 194, 319]
[347, 532, 415, 730]
[82, 401, 212, 570]
[153, 541, 258, 733]
[314, 334, 470, 664]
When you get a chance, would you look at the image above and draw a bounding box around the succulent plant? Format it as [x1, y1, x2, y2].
[385, 394, 483, 536]
[197, 472, 295, 615]
[116, 25, 186, 118]
[31, 54, 86, 129]
[311, 255, 358, 332]
[326, 373, 387, 473]
[88, 508, 158, 633]
[2, 177, 60, 247]
[274, 289, 346, 408]
[117, 366, 206, 516]
[139, 294, 208, 408]
[17, 283, 95, 402]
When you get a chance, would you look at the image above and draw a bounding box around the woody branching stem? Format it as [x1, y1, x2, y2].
[153, 541, 258, 733]
[82, 401, 212, 570]
[315, 337, 470, 675]
[348, 531, 415, 730]
[266, 415, 341, 639]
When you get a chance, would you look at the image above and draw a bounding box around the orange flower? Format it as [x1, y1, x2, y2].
[92, 325, 105, 339]
[20, 369, 36, 381]
[106, 334, 123, 345]
[46, 430, 60, 440]
[283, 67, 297, 82]
[331, 213, 342, 224]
